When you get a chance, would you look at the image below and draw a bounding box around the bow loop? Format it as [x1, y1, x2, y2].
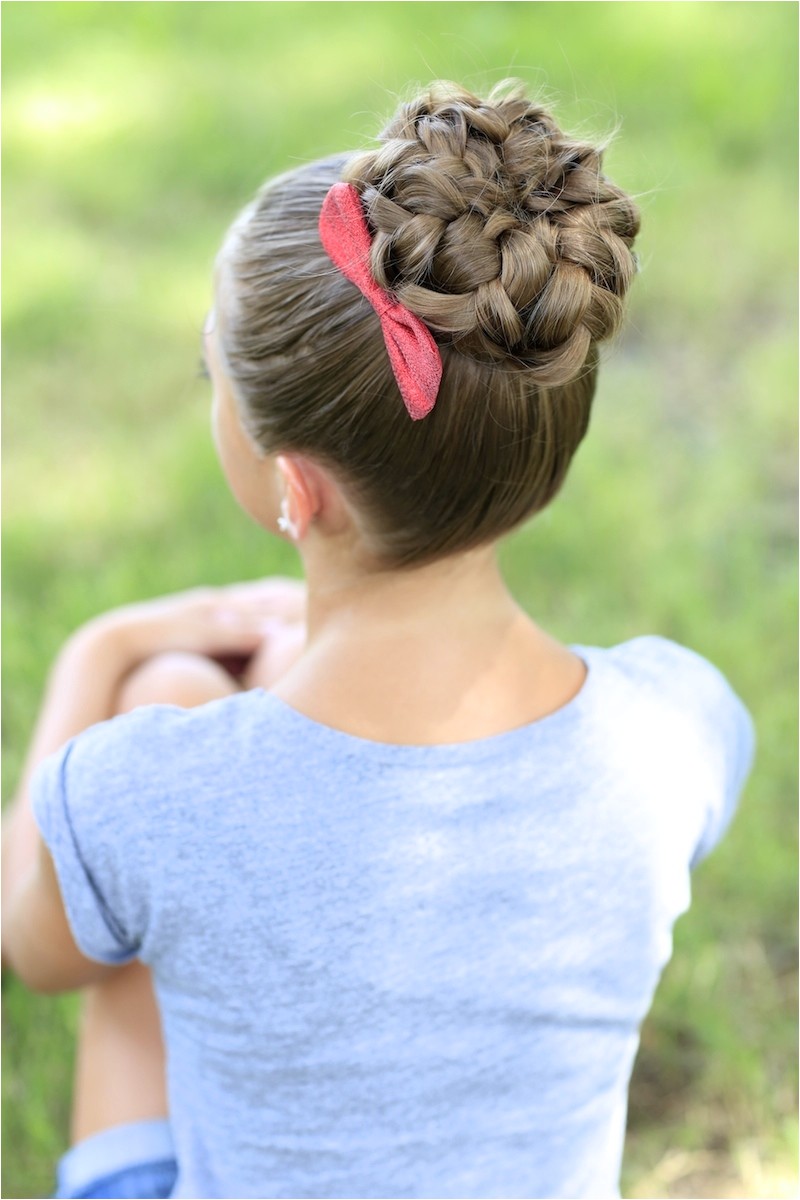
[319, 182, 442, 420]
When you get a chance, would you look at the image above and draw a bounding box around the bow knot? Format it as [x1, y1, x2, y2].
[319, 182, 443, 420]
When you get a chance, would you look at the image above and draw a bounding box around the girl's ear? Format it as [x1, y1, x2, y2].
[275, 454, 360, 544]
[275, 455, 321, 540]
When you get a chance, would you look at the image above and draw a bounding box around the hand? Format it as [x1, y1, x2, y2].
[213, 577, 306, 624]
[77, 577, 307, 675]
[241, 616, 307, 691]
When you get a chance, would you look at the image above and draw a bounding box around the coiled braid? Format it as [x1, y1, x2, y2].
[345, 81, 639, 385]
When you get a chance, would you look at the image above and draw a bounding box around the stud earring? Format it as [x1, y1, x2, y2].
[277, 497, 298, 539]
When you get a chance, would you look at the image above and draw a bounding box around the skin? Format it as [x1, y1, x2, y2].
[1, 299, 587, 1146]
[207, 305, 587, 745]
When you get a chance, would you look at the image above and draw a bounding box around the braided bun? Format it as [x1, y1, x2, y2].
[344, 81, 639, 386]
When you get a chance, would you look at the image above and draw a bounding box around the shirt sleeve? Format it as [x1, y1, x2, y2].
[30, 708, 165, 965]
[613, 636, 756, 869]
[689, 670, 756, 867]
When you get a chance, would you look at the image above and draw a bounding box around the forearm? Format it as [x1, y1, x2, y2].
[1, 618, 134, 921]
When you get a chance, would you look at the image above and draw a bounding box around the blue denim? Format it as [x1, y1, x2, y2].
[54, 1119, 176, 1199]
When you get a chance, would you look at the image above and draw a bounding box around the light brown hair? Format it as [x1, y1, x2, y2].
[218, 81, 640, 567]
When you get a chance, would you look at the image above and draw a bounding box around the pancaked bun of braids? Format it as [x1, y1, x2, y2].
[218, 81, 640, 568]
[345, 81, 639, 385]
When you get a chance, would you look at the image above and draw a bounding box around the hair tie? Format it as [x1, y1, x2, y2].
[318, 182, 442, 421]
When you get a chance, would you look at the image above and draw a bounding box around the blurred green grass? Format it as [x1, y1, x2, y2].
[2, 3, 797, 1198]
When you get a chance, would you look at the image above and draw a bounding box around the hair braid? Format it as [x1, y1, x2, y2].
[344, 81, 639, 385]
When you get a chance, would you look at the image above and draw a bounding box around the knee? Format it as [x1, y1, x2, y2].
[115, 652, 241, 714]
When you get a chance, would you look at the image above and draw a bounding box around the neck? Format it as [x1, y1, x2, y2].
[268, 536, 586, 746]
[300, 541, 522, 647]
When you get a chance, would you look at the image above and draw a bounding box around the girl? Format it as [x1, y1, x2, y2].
[2, 81, 754, 1200]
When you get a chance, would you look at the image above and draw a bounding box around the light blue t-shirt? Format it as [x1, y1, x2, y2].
[33, 636, 754, 1199]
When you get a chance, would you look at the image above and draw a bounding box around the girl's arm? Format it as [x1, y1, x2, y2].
[2, 580, 305, 990]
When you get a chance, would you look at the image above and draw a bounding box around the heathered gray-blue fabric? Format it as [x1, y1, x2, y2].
[33, 636, 754, 1199]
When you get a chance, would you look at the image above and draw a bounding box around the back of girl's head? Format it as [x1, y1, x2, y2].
[217, 80, 640, 567]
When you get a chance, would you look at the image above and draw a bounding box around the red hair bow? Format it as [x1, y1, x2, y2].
[318, 182, 443, 421]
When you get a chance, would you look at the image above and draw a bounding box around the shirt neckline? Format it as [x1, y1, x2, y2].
[255, 644, 602, 765]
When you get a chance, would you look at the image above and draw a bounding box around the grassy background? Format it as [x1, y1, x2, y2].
[2, 3, 797, 1197]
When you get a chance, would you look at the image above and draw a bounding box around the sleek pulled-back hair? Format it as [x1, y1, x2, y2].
[218, 81, 640, 567]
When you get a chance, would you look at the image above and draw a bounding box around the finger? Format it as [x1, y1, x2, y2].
[178, 610, 276, 656]
[242, 620, 306, 690]
[221, 577, 303, 596]
[221, 579, 306, 616]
